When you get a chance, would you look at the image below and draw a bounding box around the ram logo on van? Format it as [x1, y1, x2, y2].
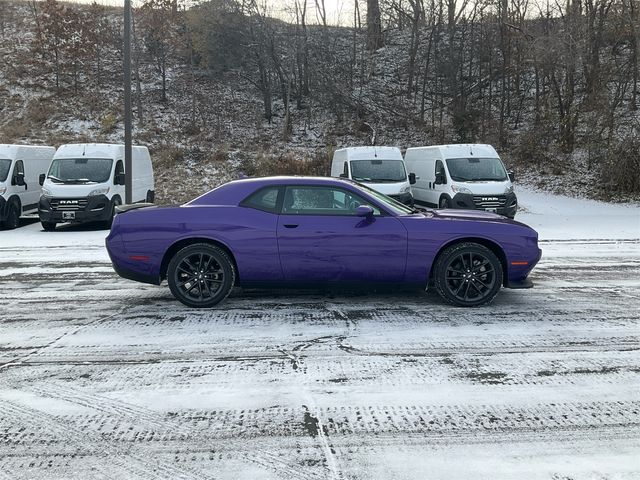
[481, 197, 499, 202]
[59, 200, 79, 205]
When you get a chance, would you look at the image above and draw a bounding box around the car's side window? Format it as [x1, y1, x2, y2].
[282, 186, 380, 216]
[241, 187, 281, 213]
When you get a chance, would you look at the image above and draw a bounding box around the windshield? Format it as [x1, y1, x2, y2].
[350, 159, 407, 183]
[0, 159, 11, 182]
[445, 157, 508, 182]
[351, 181, 415, 216]
[47, 158, 113, 184]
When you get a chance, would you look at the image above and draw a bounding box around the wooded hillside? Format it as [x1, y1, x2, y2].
[0, 0, 639, 202]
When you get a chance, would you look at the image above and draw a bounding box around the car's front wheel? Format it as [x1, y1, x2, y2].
[433, 242, 503, 307]
[167, 243, 236, 308]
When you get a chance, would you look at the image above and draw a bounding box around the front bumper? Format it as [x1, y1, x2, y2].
[39, 195, 112, 223]
[389, 192, 414, 206]
[451, 192, 518, 218]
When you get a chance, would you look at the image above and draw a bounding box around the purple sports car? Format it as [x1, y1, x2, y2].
[106, 176, 541, 308]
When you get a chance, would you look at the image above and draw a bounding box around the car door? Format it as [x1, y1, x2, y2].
[277, 185, 408, 282]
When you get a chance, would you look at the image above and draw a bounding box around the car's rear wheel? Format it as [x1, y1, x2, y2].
[167, 243, 235, 308]
[433, 242, 503, 307]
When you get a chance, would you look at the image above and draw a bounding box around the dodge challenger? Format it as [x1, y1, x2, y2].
[106, 176, 541, 307]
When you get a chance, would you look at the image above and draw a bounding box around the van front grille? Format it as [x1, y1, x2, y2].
[50, 198, 88, 211]
[473, 195, 507, 209]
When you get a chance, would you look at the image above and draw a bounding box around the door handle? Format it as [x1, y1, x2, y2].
[283, 224, 299, 229]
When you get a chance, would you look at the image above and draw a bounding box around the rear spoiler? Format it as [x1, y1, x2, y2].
[115, 203, 155, 214]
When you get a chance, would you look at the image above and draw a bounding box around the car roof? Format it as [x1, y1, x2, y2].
[188, 176, 358, 206]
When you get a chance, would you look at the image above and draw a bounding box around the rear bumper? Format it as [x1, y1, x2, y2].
[39, 195, 112, 223]
[111, 261, 160, 285]
[451, 192, 518, 218]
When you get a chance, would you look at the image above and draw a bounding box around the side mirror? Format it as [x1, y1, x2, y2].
[14, 172, 25, 186]
[409, 173, 416, 185]
[39, 174, 46, 186]
[355, 204, 374, 219]
[339, 173, 348, 178]
[435, 172, 445, 185]
[508, 171, 515, 183]
[114, 173, 126, 185]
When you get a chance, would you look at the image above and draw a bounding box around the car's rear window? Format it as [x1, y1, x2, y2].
[241, 187, 280, 213]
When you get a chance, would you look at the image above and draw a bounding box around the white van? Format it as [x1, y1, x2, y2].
[404, 144, 517, 218]
[331, 146, 415, 205]
[38, 143, 154, 231]
[0, 144, 55, 230]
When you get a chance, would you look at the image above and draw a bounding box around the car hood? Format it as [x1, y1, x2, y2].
[422, 208, 531, 228]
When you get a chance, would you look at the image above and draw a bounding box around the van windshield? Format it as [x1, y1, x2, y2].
[0, 159, 11, 182]
[350, 160, 407, 183]
[445, 157, 508, 182]
[351, 181, 415, 215]
[47, 158, 113, 184]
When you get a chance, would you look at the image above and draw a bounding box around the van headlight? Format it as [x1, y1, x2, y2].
[400, 185, 411, 194]
[504, 185, 514, 194]
[451, 184, 473, 195]
[41, 187, 52, 198]
[88, 187, 110, 197]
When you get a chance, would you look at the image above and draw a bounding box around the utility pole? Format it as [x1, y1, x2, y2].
[123, 0, 133, 204]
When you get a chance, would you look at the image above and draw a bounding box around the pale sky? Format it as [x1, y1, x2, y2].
[60, 0, 358, 26]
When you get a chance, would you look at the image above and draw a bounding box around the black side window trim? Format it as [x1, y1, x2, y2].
[239, 186, 284, 214]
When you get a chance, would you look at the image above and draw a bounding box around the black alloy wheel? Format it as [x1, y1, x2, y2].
[167, 243, 235, 308]
[434, 242, 503, 307]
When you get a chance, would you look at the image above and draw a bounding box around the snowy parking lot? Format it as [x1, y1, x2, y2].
[1, 187, 639, 479]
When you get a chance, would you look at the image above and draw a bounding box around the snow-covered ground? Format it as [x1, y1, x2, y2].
[0, 190, 638, 479]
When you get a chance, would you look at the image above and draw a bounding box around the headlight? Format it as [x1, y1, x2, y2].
[88, 187, 110, 196]
[400, 185, 411, 194]
[504, 185, 514, 194]
[451, 184, 473, 195]
[0, 186, 6, 195]
[41, 187, 52, 198]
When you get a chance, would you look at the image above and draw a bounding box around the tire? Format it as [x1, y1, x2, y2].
[433, 242, 503, 307]
[146, 190, 155, 203]
[167, 243, 236, 308]
[41, 221, 57, 232]
[439, 196, 451, 209]
[4, 202, 20, 230]
[103, 198, 121, 229]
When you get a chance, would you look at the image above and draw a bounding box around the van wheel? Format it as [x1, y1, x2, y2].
[433, 242, 503, 307]
[146, 190, 155, 203]
[41, 221, 57, 232]
[167, 243, 235, 308]
[4, 202, 20, 230]
[439, 197, 451, 209]
[103, 198, 121, 229]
